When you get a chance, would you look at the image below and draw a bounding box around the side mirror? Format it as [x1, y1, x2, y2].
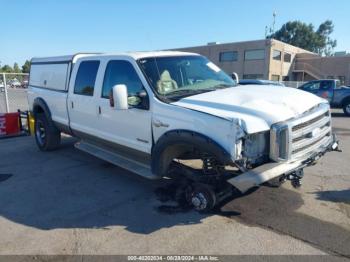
[111, 84, 128, 110]
[231, 72, 239, 84]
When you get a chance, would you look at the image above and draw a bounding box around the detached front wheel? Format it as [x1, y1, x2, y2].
[190, 184, 216, 212]
[35, 113, 61, 151]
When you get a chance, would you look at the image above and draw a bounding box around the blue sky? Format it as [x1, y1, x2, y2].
[1, 0, 349, 66]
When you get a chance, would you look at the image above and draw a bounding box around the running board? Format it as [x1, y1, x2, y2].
[74, 141, 159, 180]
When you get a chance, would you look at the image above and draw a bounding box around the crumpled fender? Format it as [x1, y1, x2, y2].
[151, 129, 234, 176]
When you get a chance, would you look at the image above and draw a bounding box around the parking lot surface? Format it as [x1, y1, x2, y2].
[0, 109, 349, 256]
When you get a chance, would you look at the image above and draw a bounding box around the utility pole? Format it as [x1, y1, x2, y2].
[272, 11, 277, 34]
[265, 11, 277, 38]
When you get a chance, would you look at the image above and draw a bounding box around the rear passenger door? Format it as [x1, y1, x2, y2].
[68, 60, 100, 136]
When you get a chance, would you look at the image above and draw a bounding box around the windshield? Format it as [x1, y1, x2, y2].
[138, 56, 236, 100]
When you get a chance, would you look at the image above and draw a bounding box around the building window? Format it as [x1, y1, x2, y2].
[219, 51, 238, 62]
[338, 76, 346, 85]
[284, 53, 292, 63]
[271, 75, 280, 81]
[283, 76, 290, 81]
[74, 61, 100, 96]
[273, 50, 282, 61]
[244, 49, 265, 60]
[243, 74, 264, 79]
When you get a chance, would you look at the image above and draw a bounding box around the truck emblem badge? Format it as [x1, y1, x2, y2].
[311, 128, 321, 138]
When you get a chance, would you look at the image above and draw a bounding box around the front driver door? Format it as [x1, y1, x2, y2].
[96, 59, 152, 157]
[316, 80, 333, 103]
[300, 81, 320, 95]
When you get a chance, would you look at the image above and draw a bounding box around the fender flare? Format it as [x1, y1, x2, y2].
[151, 130, 234, 176]
[32, 97, 52, 121]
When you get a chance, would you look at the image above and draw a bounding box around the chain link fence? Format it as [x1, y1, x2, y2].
[0, 73, 29, 113]
[281, 81, 306, 88]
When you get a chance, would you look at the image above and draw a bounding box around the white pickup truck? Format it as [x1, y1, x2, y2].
[27, 51, 339, 211]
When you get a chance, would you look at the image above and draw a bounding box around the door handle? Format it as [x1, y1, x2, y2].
[71, 101, 74, 109]
[153, 119, 169, 128]
[98, 106, 101, 114]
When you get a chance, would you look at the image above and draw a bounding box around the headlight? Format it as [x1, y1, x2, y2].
[270, 123, 290, 161]
[243, 131, 270, 166]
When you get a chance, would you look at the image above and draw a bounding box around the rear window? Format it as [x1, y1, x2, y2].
[74, 61, 100, 96]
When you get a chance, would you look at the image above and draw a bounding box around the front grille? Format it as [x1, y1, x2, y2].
[292, 111, 329, 132]
[270, 103, 332, 162]
[290, 106, 331, 160]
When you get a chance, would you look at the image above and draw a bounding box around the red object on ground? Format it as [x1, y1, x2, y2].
[0, 113, 20, 136]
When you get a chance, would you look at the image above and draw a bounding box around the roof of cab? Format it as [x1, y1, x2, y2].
[31, 51, 199, 64]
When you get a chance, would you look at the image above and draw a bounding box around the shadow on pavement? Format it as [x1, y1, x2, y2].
[313, 189, 350, 204]
[220, 186, 350, 256]
[0, 137, 207, 234]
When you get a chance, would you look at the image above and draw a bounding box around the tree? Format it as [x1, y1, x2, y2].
[13, 63, 21, 73]
[0, 65, 13, 73]
[316, 20, 337, 56]
[267, 20, 337, 56]
[22, 60, 31, 73]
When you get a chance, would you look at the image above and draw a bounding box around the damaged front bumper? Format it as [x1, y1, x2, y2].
[227, 134, 340, 193]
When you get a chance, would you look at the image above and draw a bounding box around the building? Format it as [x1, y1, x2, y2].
[174, 39, 350, 85]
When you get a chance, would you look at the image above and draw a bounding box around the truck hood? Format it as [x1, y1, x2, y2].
[172, 85, 326, 134]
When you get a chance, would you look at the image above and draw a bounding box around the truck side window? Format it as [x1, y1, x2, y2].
[102, 60, 144, 99]
[303, 82, 320, 91]
[320, 81, 331, 90]
[74, 61, 100, 96]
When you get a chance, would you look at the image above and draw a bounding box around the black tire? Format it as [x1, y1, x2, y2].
[34, 113, 61, 151]
[343, 100, 350, 117]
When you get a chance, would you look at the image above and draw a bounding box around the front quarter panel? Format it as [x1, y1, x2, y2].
[152, 100, 242, 160]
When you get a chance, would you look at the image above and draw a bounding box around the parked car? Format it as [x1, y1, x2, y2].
[239, 79, 285, 86]
[21, 80, 29, 88]
[0, 82, 4, 92]
[8, 79, 22, 88]
[27, 52, 339, 211]
[299, 79, 350, 116]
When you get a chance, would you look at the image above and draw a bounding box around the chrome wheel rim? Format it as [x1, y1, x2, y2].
[346, 104, 350, 114]
[191, 192, 208, 211]
[36, 121, 46, 146]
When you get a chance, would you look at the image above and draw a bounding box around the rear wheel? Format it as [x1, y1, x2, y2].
[343, 100, 350, 116]
[35, 113, 61, 151]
